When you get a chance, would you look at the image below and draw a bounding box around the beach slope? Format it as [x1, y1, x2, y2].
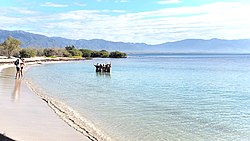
[0, 66, 90, 141]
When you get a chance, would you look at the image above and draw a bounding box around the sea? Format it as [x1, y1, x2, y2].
[25, 54, 250, 141]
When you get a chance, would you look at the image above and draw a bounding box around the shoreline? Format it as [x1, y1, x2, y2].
[0, 56, 85, 64]
[23, 60, 112, 140]
[0, 58, 93, 141]
[0, 57, 85, 73]
[26, 80, 112, 141]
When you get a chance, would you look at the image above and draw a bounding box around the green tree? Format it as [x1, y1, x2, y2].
[65, 45, 82, 57]
[53, 48, 68, 57]
[68, 49, 82, 57]
[62, 49, 71, 57]
[65, 45, 75, 51]
[35, 48, 45, 56]
[79, 49, 92, 57]
[109, 51, 127, 58]
[91, 51, 101, 57]
[43, 48, 56, 57]
[100, 50, 110, 58]
[0, 45, 5, 56]
[1, 36, 21, 58]
[19, 48, 36, 58]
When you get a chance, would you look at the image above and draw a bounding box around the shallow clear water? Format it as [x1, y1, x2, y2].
[26, 54, 250, 141]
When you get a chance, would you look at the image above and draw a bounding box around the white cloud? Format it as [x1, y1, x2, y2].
[41, 2, 68, 7]
[11, 7, 37, 14]
[0, 16, 23, 24]
[2, 2, 250, 44]
[157, 0, 181, 4]
[112, 10, 126, 13]
[101, 9, 126, 13]
[0, 7, 37, 15]
[74, 2, 86, 7]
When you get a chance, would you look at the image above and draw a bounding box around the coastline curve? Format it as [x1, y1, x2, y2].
[25, 79, 113, 141]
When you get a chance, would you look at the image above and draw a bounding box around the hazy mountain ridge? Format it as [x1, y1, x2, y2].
[1, 29, 250, 53]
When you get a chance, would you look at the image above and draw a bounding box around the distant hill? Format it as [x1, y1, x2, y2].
[156, 39, 250, 53]
[1, 29, 250, 53]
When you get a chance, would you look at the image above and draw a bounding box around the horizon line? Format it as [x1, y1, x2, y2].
[1, 28, 250, 46]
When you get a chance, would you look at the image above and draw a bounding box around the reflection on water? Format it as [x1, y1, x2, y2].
[0, 67, 22, 102]
[96, 72, 111, 78]
[12, 79, 22, 102]
[0, 67, 15, 92]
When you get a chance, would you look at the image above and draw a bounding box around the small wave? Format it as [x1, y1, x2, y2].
[25, 79, 113, 141]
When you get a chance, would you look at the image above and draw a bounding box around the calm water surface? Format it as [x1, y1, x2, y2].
[26, 54, 250, 141]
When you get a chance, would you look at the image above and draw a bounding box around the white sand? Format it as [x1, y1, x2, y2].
[0, 65, 90, 141]
[0, 64, 13, 72]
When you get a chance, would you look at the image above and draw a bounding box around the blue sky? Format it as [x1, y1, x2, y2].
[0, 0, 250, 44]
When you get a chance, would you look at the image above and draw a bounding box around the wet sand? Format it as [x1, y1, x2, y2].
[0, 66, 90, 141]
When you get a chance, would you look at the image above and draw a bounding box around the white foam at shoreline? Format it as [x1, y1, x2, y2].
[25, 79, 113, 141]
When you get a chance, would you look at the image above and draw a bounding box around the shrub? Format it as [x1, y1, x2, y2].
[43, 48, 56, 57]
[62, 50, 71, 57]
[0, 45, 6, 56]
[109, 51, 127, 58]
[91, 51, 101, 57]
[36, 48, 45, 56]
[19, 48, 36, 58]
[65, 45, 75, 51]
[53, 48, 72, 57]
[100, 50, 109, 58]
[68, 49, 82, 57]
[12, 50, 20, 58]
[79, 49, 92, 57]
[53, 48, 64, 57]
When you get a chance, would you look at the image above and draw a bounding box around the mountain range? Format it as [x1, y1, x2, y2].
[1, 29, 250, 53]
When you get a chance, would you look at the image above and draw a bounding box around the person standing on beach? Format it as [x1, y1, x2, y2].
[20, 58, 25, 78]
[14, 57, 23, 79]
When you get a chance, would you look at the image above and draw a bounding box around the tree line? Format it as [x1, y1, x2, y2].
[0, 36, 127, 58]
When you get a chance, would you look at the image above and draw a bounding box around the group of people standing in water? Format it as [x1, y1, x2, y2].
[14, 57, 25, 79]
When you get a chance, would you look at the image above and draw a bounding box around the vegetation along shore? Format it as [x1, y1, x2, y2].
[0, 36, 127, 61]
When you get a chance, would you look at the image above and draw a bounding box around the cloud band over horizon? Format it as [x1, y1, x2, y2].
[0, 0, 250, 44]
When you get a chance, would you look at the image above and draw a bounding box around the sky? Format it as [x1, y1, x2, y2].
[0, 0, 250, 44]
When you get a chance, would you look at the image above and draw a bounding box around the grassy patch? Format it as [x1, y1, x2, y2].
[69, 56, 82, 59]
[48, 56, 57, 58]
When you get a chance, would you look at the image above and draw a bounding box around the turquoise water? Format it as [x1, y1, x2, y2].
[26, 54, 250, 141]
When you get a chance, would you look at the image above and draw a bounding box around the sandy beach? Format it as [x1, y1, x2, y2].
[0, 60, 90, 141]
